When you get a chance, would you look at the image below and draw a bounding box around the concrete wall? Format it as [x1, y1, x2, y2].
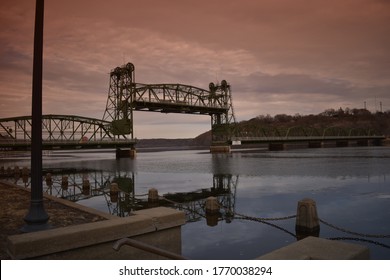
[7, 207, 185, 260]
[257, 236, 369, 260]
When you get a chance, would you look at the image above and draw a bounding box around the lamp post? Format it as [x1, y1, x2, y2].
[21, 0, 50, 232]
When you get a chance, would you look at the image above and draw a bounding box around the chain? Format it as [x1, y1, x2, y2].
[137, 195, 390, 241]
[319, 218, 390, 238]
[329, 237, 390, 249]
[218, 202, 297, 221]
[235, 216, 297, 238]
[159, 196, 185, 205]
[234, 211, 297, 221]
[134, 193, 148, 197]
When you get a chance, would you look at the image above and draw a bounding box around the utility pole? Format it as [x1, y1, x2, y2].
[22, 0, 50, 232]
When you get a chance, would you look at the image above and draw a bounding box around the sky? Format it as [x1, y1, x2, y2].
[1, 0, 389, 138]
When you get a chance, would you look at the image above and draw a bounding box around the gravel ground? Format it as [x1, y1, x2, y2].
[0, 181, 106, 259]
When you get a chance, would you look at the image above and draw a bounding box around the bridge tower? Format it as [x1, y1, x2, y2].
[209, 80, 237, 146]
[102, 62, 237, 153]
[103, 62, 135, 140]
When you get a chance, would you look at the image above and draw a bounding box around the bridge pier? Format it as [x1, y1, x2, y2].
[268, 143, 285, 151]
[209, 145, 231, 153]
[372, 138, 383, 146]
[336, 140, 349, 147]
[308, 141, 323, 148]
[116, 148, 137, 159]
[356, 139, 369, 146]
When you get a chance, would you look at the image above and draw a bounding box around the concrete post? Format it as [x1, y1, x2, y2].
[45, 173, 52, 186]
[148, 188, 159, 202]
[61, 176, 68, 190]
[14, 166, 20, 176]
[82, 179, 90, 196]
[110, 182, 120, 203]
[22, 167, 29, 176]
[295, 198, 320, 239]
[206, 213, 220, 227]
[22, 167, 29, 185]
[205, 196, 220, 214]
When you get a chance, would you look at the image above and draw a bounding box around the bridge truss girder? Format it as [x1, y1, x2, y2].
[102, 63, 237, 143]
[234, 125, 381, 139]
[0, 115, 114, 143]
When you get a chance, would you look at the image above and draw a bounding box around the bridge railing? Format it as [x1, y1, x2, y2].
[231, 135, 386, 142]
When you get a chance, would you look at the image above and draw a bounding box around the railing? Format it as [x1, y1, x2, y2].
[231, 135, 386, 142]
[113, 238, 187, 260]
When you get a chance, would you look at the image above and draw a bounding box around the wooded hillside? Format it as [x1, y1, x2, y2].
[194, 108, 390, 145]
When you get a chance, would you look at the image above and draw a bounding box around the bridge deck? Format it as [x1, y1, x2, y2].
[0, 140, 136, 150]
[133, 100, 227, 115]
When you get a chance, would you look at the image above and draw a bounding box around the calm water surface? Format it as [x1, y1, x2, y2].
[1, 146, 389, 259]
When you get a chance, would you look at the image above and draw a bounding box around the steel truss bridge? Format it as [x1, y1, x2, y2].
[0, 62, 236, 151]
[231, 126, 385, 146]
[0, 62, 385, 152]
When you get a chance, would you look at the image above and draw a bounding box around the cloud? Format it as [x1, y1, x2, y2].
[1, 0, 389, 138]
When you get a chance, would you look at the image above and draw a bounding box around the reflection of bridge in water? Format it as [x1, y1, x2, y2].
[0, 62, 384, 156]
[2, 168, 237, 222]
[4, 166, 390, 250]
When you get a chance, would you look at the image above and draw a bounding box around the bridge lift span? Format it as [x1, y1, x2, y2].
[102, 62, 237, 146]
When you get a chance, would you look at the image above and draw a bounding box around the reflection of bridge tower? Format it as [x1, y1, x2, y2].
[103, 62, 135, 139]
[163, 174, 238, 224]
[212, 174, 237, 220]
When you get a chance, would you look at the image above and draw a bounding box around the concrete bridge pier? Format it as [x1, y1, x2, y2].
[308, 141, 323, 148]
[336, 140, 349, 147]
[209, 145, 231, 153]
[268, 142, 285, 151]
[116, 148, 137, 159]
[356, 139, 369, 146]
[372, 138, 383, 146]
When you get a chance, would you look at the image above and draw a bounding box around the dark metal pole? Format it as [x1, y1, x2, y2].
[21, 0, 50, 232]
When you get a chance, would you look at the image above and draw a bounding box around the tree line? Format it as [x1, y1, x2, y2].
[239, 107, 390, 136]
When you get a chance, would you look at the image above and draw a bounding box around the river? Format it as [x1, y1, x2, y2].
[1, 146, 389, 259]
